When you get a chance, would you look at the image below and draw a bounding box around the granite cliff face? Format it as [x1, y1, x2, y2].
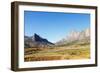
[56, 28, 90, 45]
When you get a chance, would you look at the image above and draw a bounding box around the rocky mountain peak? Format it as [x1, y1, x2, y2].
[66, 30, 80, 41]
[31, 33, 43, 41]
[24, 33, 54, 48]
[56, 28, 90, 45]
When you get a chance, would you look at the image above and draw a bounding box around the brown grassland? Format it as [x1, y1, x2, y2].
[24, 44, 90, 61]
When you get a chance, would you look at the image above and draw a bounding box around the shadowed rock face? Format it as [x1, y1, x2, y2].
[24, 33, 54, 48]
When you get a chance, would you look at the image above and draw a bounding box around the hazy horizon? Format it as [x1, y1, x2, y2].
[24, 11, 90, 43]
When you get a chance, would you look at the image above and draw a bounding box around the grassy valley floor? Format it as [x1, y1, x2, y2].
[24, 44, 90, 61]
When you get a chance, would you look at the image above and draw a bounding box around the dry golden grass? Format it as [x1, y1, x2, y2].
[24, 44, 90, 61]
[25, 55, 63, 61]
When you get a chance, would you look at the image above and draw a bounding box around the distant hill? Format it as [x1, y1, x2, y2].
[56, 28, 90, 46]
[24, 33, 54, 48]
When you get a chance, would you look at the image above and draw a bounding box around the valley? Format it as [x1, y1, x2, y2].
[24, 28, 90, 61]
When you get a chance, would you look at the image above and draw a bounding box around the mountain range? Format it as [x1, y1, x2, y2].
[56, 28, 90, 45]
[24, 28, 90, 48]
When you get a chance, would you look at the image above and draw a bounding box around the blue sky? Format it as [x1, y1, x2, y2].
[24, 11, 90, 43]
